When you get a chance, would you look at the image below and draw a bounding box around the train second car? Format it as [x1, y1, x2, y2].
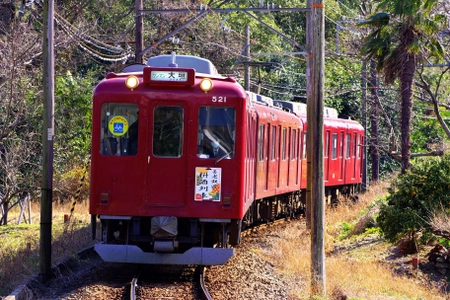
[89, 54, 364, 265]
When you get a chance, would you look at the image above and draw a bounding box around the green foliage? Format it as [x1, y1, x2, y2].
[377, 155, 450, 243]
[325, 55, 362, 120]
[54, 71, 95, 171]
[410, 113, 444, 153]
[438, 237, 450, 248]
[337, 221, 354, 240]
[364, 227, 381, 236]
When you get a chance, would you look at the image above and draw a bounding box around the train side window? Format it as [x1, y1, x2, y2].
[291, 129, 297, 160]
[359, 135, 364, 158]
[100, 103, 139, 156]
[302, 131, 307, 160]
[197, 106, 235, 159]
[353, 133, 357, 158]
[325, 131, 330, 158]
[339, 132, 344, 158]
[153, 106, 183, 157]
[332, 133, 338, 159]
[258, 124, 264, 161]
[346, 133, 351, 159]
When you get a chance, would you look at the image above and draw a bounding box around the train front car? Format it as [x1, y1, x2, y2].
[89, 55, 250, 265]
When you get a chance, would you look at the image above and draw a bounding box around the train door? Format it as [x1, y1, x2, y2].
[146, 102, 188, 207]
[324, 130, 330, 182]
[296, 129, 301, 186]
[344, 132, 352, 183]
[339, 132, 344, 181]
[265, 124, 270, 190]
[278, 126, 289, 188]
[288, 128, 298, 187]
[256, 123, 268, 192]
[300, 131, 307, 188]
[358, 134, 364, 180]
[353, 132, 358, 179]
[267, 125, 278, 193]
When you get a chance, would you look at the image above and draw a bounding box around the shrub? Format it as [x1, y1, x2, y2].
[377, 155, 450, 244]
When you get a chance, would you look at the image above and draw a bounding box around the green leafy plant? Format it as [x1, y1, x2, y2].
[377, 155, 450, 245]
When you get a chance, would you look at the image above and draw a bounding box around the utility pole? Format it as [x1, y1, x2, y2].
[244, 25, 250, 91]
[310, 0, 325, 296]
[135, 0, 143, 63]
[305, 0, 312, 228]
[40, 0, 54, 283]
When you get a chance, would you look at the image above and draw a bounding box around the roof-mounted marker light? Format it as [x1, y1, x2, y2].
[200, 78, 213, 92]
[125, 76, 139, 90]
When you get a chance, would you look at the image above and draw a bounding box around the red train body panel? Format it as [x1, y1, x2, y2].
[89, 54, 364, 265]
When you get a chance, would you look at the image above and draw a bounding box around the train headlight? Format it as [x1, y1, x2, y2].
[200, 78, 213, 92]
[125, 75, 139, 90]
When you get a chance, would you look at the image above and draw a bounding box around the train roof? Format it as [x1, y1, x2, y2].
[273, 99, 338, 118]
[147, 54, 219, 75]
[273, 100, 307, 116]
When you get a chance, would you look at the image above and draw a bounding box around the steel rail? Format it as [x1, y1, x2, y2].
[197, 266, 213, 300]
[130, 271, 140, 300]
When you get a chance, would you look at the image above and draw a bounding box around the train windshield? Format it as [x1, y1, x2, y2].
[100, 103, 139, 156]
[197, 106, 235, 159]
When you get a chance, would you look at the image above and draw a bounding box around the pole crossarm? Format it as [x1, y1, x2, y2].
[139, 7, 309, 15]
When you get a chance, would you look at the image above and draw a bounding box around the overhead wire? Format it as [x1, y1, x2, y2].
[28, 0, 134, 62]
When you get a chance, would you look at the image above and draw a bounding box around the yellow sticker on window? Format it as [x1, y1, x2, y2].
[108, 116, 129, 136]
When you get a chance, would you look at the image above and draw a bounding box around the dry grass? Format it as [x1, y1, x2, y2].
[264, 180, 448, 300]
[0, 200, 93, 296]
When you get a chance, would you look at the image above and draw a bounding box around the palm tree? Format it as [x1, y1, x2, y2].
[359, 0, 445, 174]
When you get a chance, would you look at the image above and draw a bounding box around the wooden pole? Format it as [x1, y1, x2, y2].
[310, 0, 325, 296]
[40, 0, 54, 283]
[135, 0, 143, 63]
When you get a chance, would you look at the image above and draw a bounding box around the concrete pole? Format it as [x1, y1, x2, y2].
[305, 0, 312, 229]
[40, 0, 54, 283]
[310, 0, 326, 296]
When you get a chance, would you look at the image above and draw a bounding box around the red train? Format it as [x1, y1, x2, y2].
[89, 54, 364, 265]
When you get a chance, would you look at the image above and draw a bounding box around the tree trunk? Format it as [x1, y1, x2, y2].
[1, 201, 8, 225]
[370, 59, 379, 182]
[400, 52, 415, 174]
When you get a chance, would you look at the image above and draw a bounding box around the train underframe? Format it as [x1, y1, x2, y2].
[92, 184, 359, 265]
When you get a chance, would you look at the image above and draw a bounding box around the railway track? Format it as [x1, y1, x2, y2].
[25, 217, 304, 299]
[197, 266, 213, 300]
[130, 271, 139, 300]
[127, 265, 207, 300]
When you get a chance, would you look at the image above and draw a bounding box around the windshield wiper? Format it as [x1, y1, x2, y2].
[214, 151, 232, 165]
